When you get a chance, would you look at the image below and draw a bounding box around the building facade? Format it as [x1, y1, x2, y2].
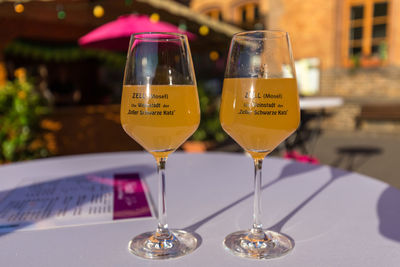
[191, 0, 269, 30]
[191, 0, 400, 131]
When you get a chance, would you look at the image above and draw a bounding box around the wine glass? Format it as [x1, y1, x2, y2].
[121, 32, 200, 259]
[220, 30, 300, 259]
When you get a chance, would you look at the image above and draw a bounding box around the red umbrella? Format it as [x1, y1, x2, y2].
[78, 14, 196, 51]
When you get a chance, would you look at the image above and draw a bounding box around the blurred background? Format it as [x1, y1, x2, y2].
[0, 0, 399, 188]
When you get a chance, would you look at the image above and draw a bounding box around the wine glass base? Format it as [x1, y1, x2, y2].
[224, 230, 293, 259]
[128, 230, 197, 259]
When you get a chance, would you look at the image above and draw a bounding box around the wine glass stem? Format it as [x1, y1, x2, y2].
[252, 158, 263, 233]
[156, 157, 170, 238]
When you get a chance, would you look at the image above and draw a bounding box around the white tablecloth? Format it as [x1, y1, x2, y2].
[0, 152, 399, 266]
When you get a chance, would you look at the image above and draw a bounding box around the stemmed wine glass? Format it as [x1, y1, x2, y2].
[220, 30, 300, 259]
[121, 32, 200, 259]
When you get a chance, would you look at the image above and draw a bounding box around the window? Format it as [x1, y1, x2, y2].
[236, 2, 262, 29]
[349, 5, 364, 56]
[371, 2, 388, 53]
[254, 5, 260, 20]
[241, 5, 247, 23]
[205, 9, 223, 21]
[345, 0, 389, 64]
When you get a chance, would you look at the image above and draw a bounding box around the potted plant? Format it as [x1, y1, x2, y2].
[360, 55, 381, 68]
[351, 42, 388, 69]
[0, 68, 51, 163]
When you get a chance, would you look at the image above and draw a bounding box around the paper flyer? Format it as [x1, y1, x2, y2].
[0, 173, 154, 231]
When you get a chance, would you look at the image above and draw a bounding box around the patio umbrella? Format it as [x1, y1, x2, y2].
[78, 14, 196, 52]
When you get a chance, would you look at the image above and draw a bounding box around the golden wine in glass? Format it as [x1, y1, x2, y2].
[220, 30, 300, 259]
[121, 33, 200, 259]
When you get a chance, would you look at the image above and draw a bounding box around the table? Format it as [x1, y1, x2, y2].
[300, 96, 344, 110]
[288, 97, 344, 154]
[0, 152, 399, 266]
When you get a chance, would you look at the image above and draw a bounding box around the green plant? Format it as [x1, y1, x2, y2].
[0, 74, 50, 163]
[350, 54, 361, 69]
[378, 41, 388, 61]
[191, 83, 227, 143]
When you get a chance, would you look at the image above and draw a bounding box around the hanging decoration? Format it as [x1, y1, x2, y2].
[149, 13, 160, 23]
[14, 2, 24, 13]
[56, 4, 66, 20]
[93, 5, 104, 18]
[178, 20, 187, 31]
[209, 51, 219, 61]
[199, 25, 209, 36]
[4, 40, 125, 68]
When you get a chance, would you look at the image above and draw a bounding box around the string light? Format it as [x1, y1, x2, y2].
[58, 10, 66, 20]
[150, 13, 160, 23]
[199, 25, 209, 36]
[93, 5, 104, 18]
[56, 4, 66, 20]
[209, 51, 219, 61]
[14, 3, 24, 13]
[178, 22, 187, 31]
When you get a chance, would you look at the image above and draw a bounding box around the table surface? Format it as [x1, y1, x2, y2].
[0, 152, 399, 267]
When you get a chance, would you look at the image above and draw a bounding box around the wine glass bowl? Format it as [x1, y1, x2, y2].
[121, 32, 200, 259]
[121, 33, 200, 159]
[220, 30, 300, 259]
[220, 77, 299, 159]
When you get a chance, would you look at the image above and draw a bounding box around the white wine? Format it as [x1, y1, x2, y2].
[220, 77, 300, 159]
[121, 84, 200, 158]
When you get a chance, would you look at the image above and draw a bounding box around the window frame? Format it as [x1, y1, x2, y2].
[204, 8, 223, 21]
[342, 0, 391, 67]
[233, 1, 260, 24]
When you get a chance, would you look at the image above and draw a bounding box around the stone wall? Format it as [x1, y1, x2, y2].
[320, 103, 361, 131]
[318, 66, 400, 133]
[320, 67, 400, 100]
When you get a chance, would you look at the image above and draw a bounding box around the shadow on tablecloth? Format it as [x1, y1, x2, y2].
[184, 160, 349, 238]
[377, 186, 400, 242]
